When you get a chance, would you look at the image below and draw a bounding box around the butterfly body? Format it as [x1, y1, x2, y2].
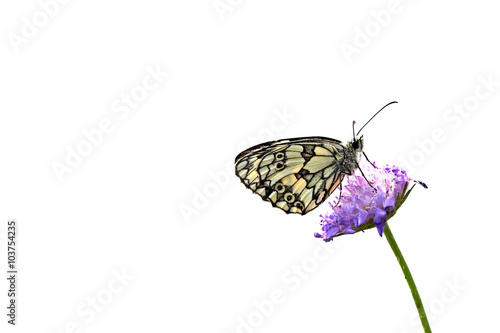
[235, 135, 365, 215]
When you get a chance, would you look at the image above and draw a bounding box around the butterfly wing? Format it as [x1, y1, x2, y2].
[235, 137, 346, 215]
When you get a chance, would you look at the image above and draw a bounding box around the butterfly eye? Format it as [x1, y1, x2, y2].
[275, 183, 286, 193]
[275, 152, 285, 160]
[276, 162, 285, 170]
[284, 193, 295, 203]
[352, 141, 359, 150]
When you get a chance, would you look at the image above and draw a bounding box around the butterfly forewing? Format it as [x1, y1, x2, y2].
[235, 137, 346, 215]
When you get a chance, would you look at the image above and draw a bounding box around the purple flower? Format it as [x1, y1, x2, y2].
[315, 162, 427, 242]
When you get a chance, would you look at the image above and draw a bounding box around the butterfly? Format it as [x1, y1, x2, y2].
[234, 102, 397, 215]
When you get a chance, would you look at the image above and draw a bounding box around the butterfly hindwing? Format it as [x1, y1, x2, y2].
[235, 137, 346, 215]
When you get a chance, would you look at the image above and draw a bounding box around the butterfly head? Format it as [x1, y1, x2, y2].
[350, 135, 364, 152]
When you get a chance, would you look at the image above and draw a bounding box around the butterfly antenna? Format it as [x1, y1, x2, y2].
[356, 101, 398, 136]
[352, 121, 356, 140]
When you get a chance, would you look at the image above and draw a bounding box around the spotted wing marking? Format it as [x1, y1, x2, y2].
[235, 137, 346, 215]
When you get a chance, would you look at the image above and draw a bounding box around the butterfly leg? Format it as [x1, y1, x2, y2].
[362, 152, 377, 168]
[357, 163, 377, 191]
[332, 182, 343, 208]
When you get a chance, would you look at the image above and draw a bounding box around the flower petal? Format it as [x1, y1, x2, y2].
[373, 207, 387, 236]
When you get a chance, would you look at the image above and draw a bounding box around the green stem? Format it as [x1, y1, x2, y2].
[383, 223, 432, 333]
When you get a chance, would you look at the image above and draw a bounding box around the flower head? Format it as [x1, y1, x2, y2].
[314, 162, 427, 242]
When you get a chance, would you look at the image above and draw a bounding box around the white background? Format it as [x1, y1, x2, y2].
[1, 1, 499, 332]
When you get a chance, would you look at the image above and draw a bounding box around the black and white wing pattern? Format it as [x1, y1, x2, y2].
[235, 137, 347, 215]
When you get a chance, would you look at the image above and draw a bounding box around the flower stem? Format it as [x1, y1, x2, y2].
[383, 223, 432, 333]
